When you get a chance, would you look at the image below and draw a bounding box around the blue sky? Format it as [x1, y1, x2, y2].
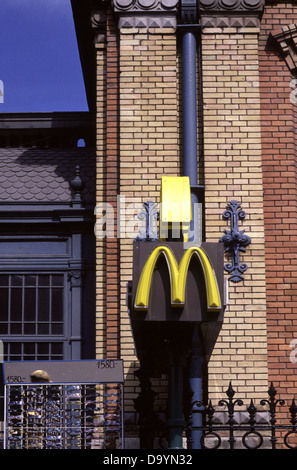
[0, 0, 88, 113]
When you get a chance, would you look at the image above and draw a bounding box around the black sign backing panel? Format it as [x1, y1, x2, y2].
[131, 241, 225, 322]
[129, 241, 225, 372]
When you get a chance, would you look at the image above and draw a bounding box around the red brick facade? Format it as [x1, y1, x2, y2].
[105, 9, 121, 359]
[259, 4, 297, 401]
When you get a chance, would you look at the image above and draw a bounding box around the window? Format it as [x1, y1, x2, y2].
[0, 273, 67, 361]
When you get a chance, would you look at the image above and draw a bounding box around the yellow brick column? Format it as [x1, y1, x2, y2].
[201, 27, 268, 401]
[118, 26, 181, 413]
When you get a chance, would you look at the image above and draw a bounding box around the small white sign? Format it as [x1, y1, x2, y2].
[3, 359, 124, 384]
[0, 80, 3, 103]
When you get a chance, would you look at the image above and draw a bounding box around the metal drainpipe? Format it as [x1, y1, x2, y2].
[167, 353, 185, 449]
[181, 0, 203, 450]
[182, 28, 199, 243]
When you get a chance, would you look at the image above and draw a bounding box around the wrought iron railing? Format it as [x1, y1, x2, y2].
[4, 380, 296, 450]
[186, 382, 297, 450]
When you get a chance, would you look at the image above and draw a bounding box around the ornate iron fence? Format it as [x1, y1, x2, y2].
[186, 382, 297, 450]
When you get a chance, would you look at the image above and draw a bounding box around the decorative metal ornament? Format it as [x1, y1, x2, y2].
[135, 201, 159, 241]
[185, 381, 297, 450]
[70, 165, 85, 203]
[220, 200, 251, 283]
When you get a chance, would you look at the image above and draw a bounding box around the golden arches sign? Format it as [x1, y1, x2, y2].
[134, 245, 221, 312]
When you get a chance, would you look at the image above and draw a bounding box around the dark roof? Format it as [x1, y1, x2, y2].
[0, 112, 95, 148]
[0, 112, 96, 204]
[0, 147, 95, 203]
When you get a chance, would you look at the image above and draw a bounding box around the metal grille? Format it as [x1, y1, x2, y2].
[3, 342, 64, 361]
[0, 273, 67, 363]
[0, 274, 64, 336]
[4, 383, 124, 449]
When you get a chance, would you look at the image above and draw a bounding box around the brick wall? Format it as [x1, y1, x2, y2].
[202, 27, 268, 400]
[118, 27, 181, 412]
[95, 35, 106, 360]
[95, 21, 182, 413]
[95, 10, 121, 360]
[259, 4, 297, 403]
[105, 11, 121, 360]
[94, 8, 294, 414]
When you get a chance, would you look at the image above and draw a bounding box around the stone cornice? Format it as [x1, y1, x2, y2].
[112, 0, 178, 29]
[199, 0, 265, 28]
[111, 0, 265, 30]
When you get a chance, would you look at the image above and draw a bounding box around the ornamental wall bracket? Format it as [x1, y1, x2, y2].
[268, 24, 297, 75]
[135, 201, 159, 241]
[68, 270, 85, 288]
[220, 200, 251, 283]
[91, 9, 107, 44]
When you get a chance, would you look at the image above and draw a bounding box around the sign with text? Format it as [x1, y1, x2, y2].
[2, 359, 124, 384]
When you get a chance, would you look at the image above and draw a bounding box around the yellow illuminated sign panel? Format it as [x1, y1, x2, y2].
[134, 245, 221, 312]
[160, 176, 192, 242]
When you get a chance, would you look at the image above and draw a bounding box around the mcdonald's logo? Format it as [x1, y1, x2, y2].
[134, 245, 221, 313]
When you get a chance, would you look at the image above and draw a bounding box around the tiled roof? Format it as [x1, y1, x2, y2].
[0, 147, 95, 203]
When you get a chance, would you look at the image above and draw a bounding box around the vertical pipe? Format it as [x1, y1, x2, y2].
[167, 354, 185, 449]
[182, 31, 197, 183]
[181, 27, 203, 448]
[188, 325, 203, 449]
[182, 30, 199, 243]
